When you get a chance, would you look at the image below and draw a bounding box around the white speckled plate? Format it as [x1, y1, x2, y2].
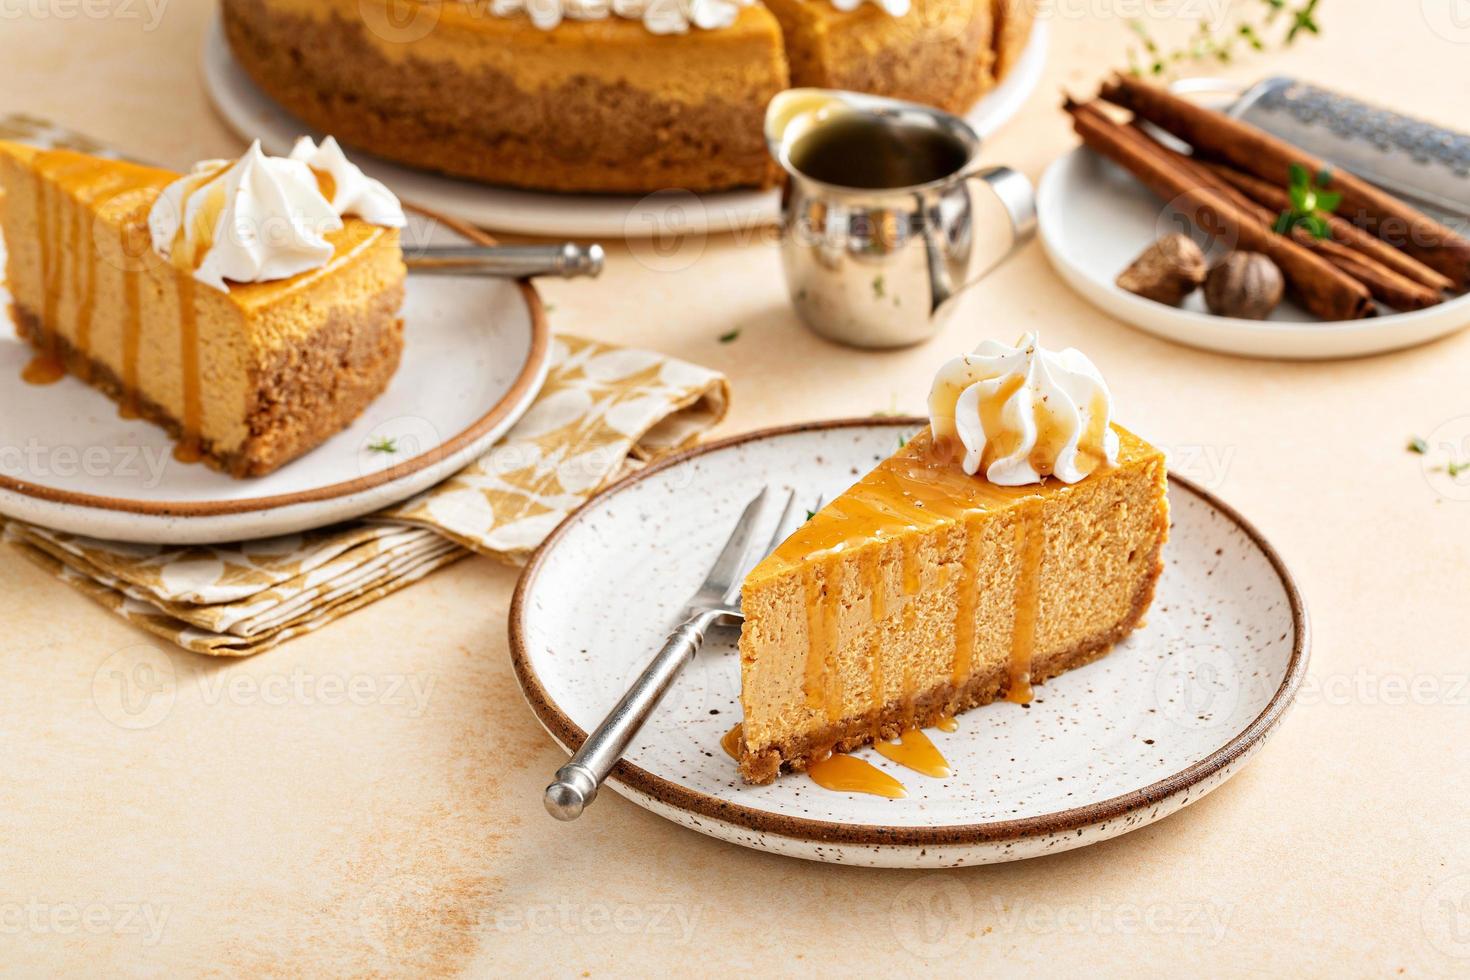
[0, 208, 550, 544]
[511, 419, 1309, 868]
[200, 15, 1049, 238]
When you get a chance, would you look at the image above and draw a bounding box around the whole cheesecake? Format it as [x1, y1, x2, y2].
[0, 140, 407, 477]
[735, 336, 1169, 784]
[220, 0, 1037, 193]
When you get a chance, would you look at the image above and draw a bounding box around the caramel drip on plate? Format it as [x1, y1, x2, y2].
[806, 754, 906, 799]
[936, 714, 958, 733]
[172, 275, 203, 464]
[873, 728, 951, 778]
[1008, 500, 1045, 704]
[21, 353, 64, 385]
[720, 723, 743, 761]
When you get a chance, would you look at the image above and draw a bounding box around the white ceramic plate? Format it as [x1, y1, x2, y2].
[200, 15, 1050, 238]
[1038, 145, 1470, 360]
[511, 419, 1309, 868]
[0, 209, 551, 544]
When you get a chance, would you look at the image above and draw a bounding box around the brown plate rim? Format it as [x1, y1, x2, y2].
[509, 416, 1311, 848]
[0, 205, 552, 516]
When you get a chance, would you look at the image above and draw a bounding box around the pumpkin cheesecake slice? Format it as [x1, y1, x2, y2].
[736, 334, 1169, 784]
[0, 137, 407, 477]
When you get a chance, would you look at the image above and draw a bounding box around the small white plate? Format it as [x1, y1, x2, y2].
[0, 209, 551, 544]
[200, 15, 1050, 239]
[511, 419, 1309, 868]
[1038, 145, 1470, 360]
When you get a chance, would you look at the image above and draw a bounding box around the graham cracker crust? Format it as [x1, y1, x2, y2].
[221, 0, 783, 193]
[737, 539, 1166, 784]
[11, 290, 403, 478]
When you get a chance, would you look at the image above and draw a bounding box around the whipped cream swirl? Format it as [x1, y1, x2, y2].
[928, 333, 1119, 486]
[288, 136, 405, 228]
[149, 140, 342, 292]
[489, 0, 754, 34]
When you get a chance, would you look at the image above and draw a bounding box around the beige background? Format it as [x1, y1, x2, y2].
[3, 0, 1469, 974]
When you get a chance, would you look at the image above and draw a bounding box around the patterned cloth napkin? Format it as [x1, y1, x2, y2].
[3, 336, 729, 655]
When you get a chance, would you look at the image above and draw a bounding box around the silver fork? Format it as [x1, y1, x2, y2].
[543, 486, 810, 821]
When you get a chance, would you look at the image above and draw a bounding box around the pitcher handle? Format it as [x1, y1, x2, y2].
[922, 165, 1037, 312]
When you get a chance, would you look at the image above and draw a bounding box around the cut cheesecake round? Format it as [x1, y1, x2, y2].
[736, 425, 1169, 784]
[219, 0, 1039, 194]
[0, 142, 406, 477]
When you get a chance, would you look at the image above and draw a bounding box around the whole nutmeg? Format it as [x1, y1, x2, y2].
[1204, 252, 1285, 319]
[1116, 234, 1208, 306]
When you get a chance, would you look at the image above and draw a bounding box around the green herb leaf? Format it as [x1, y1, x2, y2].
[871, 274, 886, 299]
[367, 436, 398, 455]
[718, 329, 740, 344]
[1407, 436, 1428, 454]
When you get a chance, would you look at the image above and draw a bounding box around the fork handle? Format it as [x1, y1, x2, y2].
[544, 608, 723, 820]
[405, 243, 604, 279]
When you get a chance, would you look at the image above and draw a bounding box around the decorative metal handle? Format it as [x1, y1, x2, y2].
[405, 243, 604, 279]
[543, 608, 721, 820]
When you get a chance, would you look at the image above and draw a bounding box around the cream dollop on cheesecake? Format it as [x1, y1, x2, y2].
[148, 140, 343, 291]
[149, 139, 403, 292]
[928, 332, 1119, 486]
[288, 136, 405, 228]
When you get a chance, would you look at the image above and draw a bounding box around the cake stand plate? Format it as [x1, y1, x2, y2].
[511, 418, 1309, 868]
[199, 15, 1050, 239]
[0, 209, 551, 544]
[1038, 139, 1470, 360]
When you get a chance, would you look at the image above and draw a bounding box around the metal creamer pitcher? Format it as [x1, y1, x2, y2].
[766, 89, 1037, 348]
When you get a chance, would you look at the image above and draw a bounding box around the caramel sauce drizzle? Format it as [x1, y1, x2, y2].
[21, 353, 64, 385]
[71, 195, 95, 381]
[950, 514, 982, 685]
[1007, 500, 1045, 704]
[873, 728, 951, 778]
[119, 247, 141, 418]
[172, 275, 203, 464]
[806, 753, 906, 799]
[720, 723, 743, 761]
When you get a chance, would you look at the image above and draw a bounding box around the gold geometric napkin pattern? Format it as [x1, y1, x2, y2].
[2, 335, 729, 656]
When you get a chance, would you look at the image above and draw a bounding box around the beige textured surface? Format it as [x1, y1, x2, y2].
[2, 0, 1469, 974]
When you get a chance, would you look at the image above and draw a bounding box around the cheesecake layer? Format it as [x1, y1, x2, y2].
[0, 143, 407, 477]
[222, 0, 789, 193]
[737, 427, 1169, 784]
[765, 0, 995, 115]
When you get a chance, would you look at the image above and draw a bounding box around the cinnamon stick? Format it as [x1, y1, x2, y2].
[1064, 99, 1375, 321]
[1098, 74, 1470, 290]
[1200, 162, 1454, 293]
[1136, 132, 1444, 312]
